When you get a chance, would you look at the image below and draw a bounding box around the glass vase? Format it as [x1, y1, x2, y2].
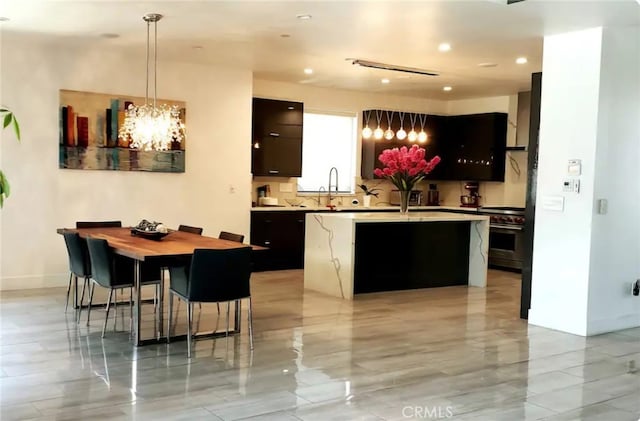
[399, 189, 410, 214]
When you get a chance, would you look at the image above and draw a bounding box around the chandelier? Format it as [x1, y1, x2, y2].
[120, 13, 185, 151]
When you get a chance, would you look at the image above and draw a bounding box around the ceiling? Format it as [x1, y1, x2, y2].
[2, 0, 639, 99]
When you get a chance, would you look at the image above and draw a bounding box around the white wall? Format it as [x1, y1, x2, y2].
[253, 79, 526, 207]
[529, 27, 640, 335]
[0, 34, 253, 290]
[587, 26, 640, 334]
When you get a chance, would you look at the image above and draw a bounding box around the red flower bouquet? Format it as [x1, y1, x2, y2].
[374, 145, 441, 212]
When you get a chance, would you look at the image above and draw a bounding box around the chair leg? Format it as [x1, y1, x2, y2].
[77, 277, 88, 323]
[167, 292, 173, 343]
[226, 302, 230, 337]
[65, 273, 73, 312]
[102, 289, 114, 338]
[216, 303, 220, 314]
[86, 282, 96, 327]
[129, 287, 133, 334]
[248, 297, 254, 349]
[186, 299, 193, 358]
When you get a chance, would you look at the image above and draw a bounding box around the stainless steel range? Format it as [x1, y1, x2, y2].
[478, 206, 525, 271]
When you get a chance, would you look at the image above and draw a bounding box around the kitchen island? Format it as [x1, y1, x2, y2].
[304, 212, 489, 299]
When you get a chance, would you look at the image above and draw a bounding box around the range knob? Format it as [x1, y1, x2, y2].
[516, 217, 525, 224]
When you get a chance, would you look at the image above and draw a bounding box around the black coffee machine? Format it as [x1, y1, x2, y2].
[460, 181, 481, 207]
[427, 184, 440, 206]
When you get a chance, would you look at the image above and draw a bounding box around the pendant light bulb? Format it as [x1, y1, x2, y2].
[384, 129, 395, 140]
[408, 130, 418, 142]
[396, 128, 407, 140]
[418, 131, 428, 143]
[374, 126, 384, 140]
[362, 126, 373, 139]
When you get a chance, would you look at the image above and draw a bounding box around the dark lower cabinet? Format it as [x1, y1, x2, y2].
[251, 211, 307, 271]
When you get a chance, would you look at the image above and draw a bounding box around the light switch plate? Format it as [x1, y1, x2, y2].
[542, 195, 565, 212]
[568, 159, 582, 176]
[597, 199, 608, 214]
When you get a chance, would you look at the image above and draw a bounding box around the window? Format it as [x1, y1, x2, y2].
[297, 112, 357, 193]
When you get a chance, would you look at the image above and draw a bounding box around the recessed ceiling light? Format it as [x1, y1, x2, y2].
[192, 45, 204, 50]
[516, 57, 528, 64]
[443, 86, 453, 92]
[304, 68, 313, 75]
[381, 78, 390, 84]
[438, 43, 451, 52]
[280, 34, 291, 38]
[100, 33, 119, 39]
[296, 14, 312, 20]
[478, 62, 498, 68]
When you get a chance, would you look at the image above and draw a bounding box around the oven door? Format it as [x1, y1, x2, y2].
[488, 224, 524, 270]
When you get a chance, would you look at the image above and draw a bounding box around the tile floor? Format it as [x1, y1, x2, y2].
[0, 269, 638, 420]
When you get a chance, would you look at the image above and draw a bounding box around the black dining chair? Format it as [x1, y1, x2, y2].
[76, 221, 122, 228]
[62, 232, 92, 315]
[178, 225, 204, 235]
[218, 231, 245, 243]
[167, 247, 254, 358]
[85, 238, 163, 337]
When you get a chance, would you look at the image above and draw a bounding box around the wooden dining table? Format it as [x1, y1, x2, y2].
[57, 227, 264, 346]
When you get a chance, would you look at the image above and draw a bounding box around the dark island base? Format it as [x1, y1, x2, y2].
[354, 221, 471, 295]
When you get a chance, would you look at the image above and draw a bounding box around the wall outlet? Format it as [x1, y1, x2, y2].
[632, 280, 640, 296]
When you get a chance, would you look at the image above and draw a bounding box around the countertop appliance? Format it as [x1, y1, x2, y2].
[460, 181, 481, 208]
[427, 184, 440, 206]
[478, 206, 525, 271]
[389, 190, 422, 206]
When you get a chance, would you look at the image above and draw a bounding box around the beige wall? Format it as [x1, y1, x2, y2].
[0, 34, 253, 290]
[253, 79, 527, 207]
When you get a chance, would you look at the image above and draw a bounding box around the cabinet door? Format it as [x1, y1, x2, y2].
[250, 211, 306, 270]
[252, 98, 303, 177]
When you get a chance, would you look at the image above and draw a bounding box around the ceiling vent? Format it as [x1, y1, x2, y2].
[349, 59, 439, 77]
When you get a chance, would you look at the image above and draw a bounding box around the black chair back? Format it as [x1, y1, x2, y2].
[86, 238, 115, 289]
[219, 231, 245, 243]
[76, 221, 122, 228]
[186, 247, 252, 302]
[63, 232, 91, 277]
[178, 225, 203, 235]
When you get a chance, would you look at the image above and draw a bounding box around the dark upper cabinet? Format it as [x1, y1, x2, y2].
[251, 98, 304, 177]
[361, 110, 507, 182]
[446, 113, 507, 181]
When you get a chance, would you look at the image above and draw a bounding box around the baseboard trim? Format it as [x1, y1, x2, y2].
[587, 314, 640, 335]
[0, 273, 68, 290]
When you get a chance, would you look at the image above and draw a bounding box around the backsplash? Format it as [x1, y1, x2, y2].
[252, 152, 526, 208]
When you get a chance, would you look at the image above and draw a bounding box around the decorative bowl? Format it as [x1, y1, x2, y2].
[130, 228, 170, 241]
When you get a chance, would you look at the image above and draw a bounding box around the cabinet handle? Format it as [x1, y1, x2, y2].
[264, 241, 271, 245]
[297, 220, 304, 223]
[268, 170, 279, 174]
[269, 132, 280, 137]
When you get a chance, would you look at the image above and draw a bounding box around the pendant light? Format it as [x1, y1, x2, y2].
[407, 113, 418, 142]
[120, 13, 185, 151]
[396, 111, 407, 140]
[418, 113, 428, 143]
[373, 109, 384, 140]
[362, 110, 373, 139]
[384, 110, 395, 140]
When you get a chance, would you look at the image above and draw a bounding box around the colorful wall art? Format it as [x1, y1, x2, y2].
[59, 90, 186, 172]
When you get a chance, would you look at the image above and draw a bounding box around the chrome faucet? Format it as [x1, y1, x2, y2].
[328, 167, 339, 205]
[317, 186, 326, 206]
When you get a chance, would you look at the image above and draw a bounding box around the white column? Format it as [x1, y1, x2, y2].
[529, 27, 640, 335]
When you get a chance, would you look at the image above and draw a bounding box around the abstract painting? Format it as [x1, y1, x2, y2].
[59, 90, 186, 172]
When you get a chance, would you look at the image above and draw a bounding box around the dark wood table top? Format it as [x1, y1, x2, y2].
[57, 227, 264, 261]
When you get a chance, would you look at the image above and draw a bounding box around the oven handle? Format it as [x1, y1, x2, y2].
[490, 224, 523, 231]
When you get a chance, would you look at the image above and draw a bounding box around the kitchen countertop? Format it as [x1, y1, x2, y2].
[306, 211, 488, 223]
[251, 205, 480, 212]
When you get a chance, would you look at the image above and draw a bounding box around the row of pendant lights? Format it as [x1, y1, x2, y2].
[362, 110, 428, 143]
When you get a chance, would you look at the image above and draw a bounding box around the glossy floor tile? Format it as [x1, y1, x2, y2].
[1, 269, 638, 420]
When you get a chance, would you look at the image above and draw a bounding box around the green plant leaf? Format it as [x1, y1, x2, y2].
[12, 115, 20, 141]
[0, 170, 9, 208]
[3, 113, 11, 129]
